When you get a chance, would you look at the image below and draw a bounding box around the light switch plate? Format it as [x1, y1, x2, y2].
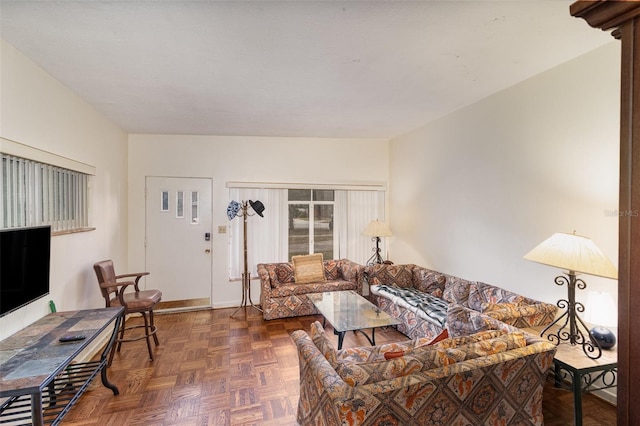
[218, 225, 226, 234]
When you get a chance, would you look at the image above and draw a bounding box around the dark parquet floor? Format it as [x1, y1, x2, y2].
[62, 307, 616, 425]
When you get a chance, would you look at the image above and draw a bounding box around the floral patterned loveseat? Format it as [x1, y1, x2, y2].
[365, 263, 558, 341]
[293, 315, 557, 426]
[258, 258, 365, 320]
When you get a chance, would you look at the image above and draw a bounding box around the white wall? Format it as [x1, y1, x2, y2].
[0, 32, 619, 341]
[0, 40, 129, 339]
[128, 135, 389, 308]
[389, 42, 620, 313]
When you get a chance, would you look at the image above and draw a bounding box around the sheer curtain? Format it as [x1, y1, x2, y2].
[336, 190, 386, 265]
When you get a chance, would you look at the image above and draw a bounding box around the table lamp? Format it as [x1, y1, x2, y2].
[523, 231, 617, 359]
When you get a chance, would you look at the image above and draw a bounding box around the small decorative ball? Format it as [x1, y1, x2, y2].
[590, 326, 616, 349]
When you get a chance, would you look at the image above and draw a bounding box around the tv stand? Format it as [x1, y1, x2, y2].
[0, 307, 123, 425]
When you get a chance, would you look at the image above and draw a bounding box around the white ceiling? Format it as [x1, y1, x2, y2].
[0, 1, 614, 139]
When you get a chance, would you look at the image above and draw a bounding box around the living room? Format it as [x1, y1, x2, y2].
[0, 1, 629, 423]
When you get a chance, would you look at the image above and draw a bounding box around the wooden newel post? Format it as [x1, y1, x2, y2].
[570, 3, 640, 425]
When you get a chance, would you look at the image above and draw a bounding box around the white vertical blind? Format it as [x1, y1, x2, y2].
[1, 153, 91, 231]
[228, 188, 288, 279]
[339, 190, 387, 265]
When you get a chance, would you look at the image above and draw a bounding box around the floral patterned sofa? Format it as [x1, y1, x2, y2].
[257, 258, 365, 320]
[365, 263, 558, 341]
[293, 315, 557, 425]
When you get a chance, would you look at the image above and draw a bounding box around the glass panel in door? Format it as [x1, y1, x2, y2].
[289, 204, 309, 258]
[314, 204, 333, 259]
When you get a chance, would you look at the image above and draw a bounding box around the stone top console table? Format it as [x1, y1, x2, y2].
[0, 307, 123, 425]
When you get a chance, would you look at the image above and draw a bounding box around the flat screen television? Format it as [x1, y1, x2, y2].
[0, 225, 51, 317]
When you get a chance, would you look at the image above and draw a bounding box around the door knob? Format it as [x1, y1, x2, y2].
[205, 249, 211, 253]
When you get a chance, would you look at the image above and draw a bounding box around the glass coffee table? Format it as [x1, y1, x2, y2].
[307, 290, 401, 349]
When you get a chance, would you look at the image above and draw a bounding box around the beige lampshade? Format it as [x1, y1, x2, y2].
[523, 232, 617, 279]
[362, 220, 393, 237]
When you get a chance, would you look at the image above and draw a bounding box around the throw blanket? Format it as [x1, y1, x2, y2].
[376, 284, 448, 327]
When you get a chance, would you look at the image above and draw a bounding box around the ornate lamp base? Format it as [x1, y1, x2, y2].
[366, 236, 384, 266]
[540, 271, 603, 360]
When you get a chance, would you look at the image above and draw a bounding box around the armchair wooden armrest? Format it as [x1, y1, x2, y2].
[116, 271, 149, 282]
[98, 280, 136, 306]
[115, 271, 149, 290]
[116, 272, 149, 279]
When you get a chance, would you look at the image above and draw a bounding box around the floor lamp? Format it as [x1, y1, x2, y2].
[362, 220, 392, 266]
[228, 199, 265, 317]
[523, 231, 617, 359]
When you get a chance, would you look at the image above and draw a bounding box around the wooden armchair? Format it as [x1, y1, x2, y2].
[93, 260, 162, 366]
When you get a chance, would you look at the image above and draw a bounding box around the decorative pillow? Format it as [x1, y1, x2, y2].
[344, 329, 448, 363]
[446, 304, 496, 337]
[404, 329, 451, 352]
[428, 328, 449, 345]
[480, 302, 522, 313]
[338, 341, 415, 363]
[274, 263, 296, 286]
[484, 288, 525, 305]
[292, 253, 326, 284]
[339, 260, 361, 282]
[468, 281, 526, 311]
[442, 276, 472, 306]
[413, 269, 447, 297]
[336, 346, 465, 386]
[454, 332, 527, 360]
[411, 329, 504, 352]
[466, 282, 485, 311]
[310, 321, 337, 367]
[383, 351, 405, 360]
[429, 288, 444, 299]
[336, 357, 415, 386]
[366, 264, 415, 288]
[433, 329, 506, 349]
[323, 259, 341, 280]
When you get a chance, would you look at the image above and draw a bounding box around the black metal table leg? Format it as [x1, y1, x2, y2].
[336, 331, 346, 350]
[572, 370, 583, 426]
[100, 312, 122, 395]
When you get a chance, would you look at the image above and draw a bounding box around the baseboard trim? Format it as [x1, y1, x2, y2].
[156, 298, 210, 311]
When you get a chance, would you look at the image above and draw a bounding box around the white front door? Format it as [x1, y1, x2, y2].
[145, 176, 212, 309]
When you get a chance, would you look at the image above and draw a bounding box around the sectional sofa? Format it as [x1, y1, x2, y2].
[365, 263, 558, 341]
[293, 317, 557, 425]
[291, 263, 560, 425]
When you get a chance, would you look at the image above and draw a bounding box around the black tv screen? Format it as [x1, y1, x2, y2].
[0, 225, 51, 317]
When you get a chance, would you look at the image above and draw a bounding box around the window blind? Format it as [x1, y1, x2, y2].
[1, 153, 92, 232]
